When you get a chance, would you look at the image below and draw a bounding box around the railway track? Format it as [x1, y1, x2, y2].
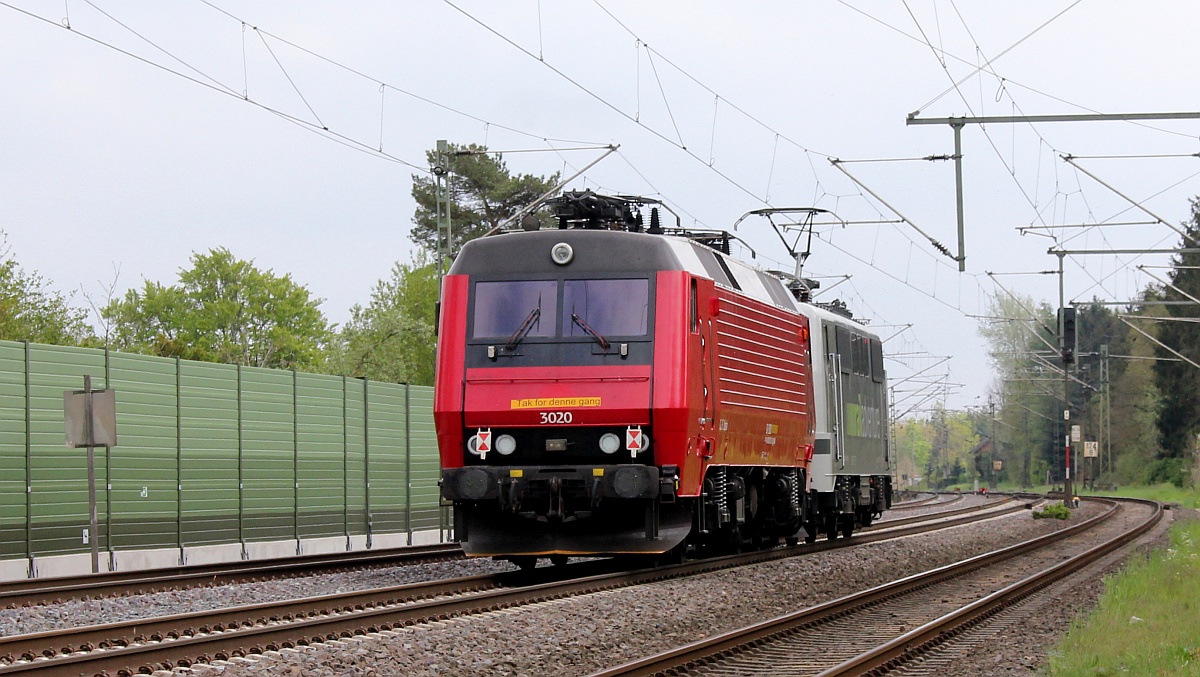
[1, 492, 1004, 612]
[588, 497, 1161, 676]
[0, 496, 1024, 676]
[869, 495, 1011, 529]
[0, 495, 1009, 612]
[0, 543, 463, 609]
[886, 493, 940, 509]
[887, 493, 964, 511]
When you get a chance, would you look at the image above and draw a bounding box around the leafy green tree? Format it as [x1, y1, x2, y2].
[1154, 199, 1200, 470]
[103, 248, 331, 370]
[894, 418, 933, 486]
[977, 292, 1059, 486]
[0, 231, 93, 345]
[409, 142, 560, 258]
[894, 411, 980, 489]
[1109, 304, 1163, 485]
[327, 256, 438, 386]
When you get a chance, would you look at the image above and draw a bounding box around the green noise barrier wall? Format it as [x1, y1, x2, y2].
[0, 340, 444, 563]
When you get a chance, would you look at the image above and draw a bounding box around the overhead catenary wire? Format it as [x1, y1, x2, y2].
[909, 0, 1085, 114]
[1061, 232, 1177, 304]
[1060, 155, 1199, 246]
[1066, 152, 1200, 160]
[195, 0, 602, 147]
[4, 0, 633, 176]
[856, 0, 1200, 323]
[254, 28, 325, 130]
[591, 0, 832, 159]
[897, 0, 1200, 334]
[829, 159, 957, 262]
[0, 1, 423, 172]
[839, 0, 1194, 139]
[1118, 317, 1200, 370]
[440, 0, 768, 206]
[1137, 266, 1200, 306]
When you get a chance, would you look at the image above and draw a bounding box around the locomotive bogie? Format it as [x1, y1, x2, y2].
[694, 465, 806, 551]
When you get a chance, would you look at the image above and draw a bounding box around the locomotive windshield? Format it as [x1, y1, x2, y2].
[470, 278, 650, 340]
[472, 280, 558, 339]
[562, 279, 649, 337]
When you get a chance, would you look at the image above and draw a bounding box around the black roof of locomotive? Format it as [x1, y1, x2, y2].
[447, 229, 683, 276]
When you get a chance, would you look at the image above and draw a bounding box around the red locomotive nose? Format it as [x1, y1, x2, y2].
[462, 364, 651, 429]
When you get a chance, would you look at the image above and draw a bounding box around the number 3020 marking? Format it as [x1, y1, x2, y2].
[539, 411, 573, 424]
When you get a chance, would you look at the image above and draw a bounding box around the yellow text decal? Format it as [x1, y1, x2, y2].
[510, 397, 602, 409]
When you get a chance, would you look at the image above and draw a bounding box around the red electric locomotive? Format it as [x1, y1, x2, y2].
[436, 191, 887, 566]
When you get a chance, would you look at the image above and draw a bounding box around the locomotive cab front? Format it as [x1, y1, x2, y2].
[435, 229, 694, 561]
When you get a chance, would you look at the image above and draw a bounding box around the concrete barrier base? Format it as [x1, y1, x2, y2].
[114, 547, 183, 571]
[1, 529, 452, 582]
[0, 557, 31, 581]
[180, 542, 245, 566]
[300, 536, 352, 556]
[245, 539, 300, 561]
[31, 552, 112, 579]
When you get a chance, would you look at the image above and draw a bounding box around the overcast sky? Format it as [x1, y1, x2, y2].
[3, 1, 1199, 413]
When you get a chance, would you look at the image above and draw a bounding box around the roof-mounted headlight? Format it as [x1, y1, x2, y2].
[551, 242, 574, 265]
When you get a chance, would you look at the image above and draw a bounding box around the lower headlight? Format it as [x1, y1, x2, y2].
[467, 435, 482, 456]
[599, 432, 621, 454]
[495, 434, 517, 455]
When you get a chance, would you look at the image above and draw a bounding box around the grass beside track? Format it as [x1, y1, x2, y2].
[1079, 483, 1200, 509]
[935, 482, 1200, 509]
[1047, 519, 1200, 676]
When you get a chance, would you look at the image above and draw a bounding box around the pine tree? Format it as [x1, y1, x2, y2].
[1152, 198, 1200, 483]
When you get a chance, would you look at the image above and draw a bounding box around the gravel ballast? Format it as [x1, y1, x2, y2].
[0, 558, 516, 637]
[182, 502, 1105, 676]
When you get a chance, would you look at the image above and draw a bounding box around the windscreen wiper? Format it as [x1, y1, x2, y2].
[571, 312, 609, 351]
[505, 304, 541, 352]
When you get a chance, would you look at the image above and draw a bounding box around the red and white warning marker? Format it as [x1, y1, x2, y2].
[626, 426, 643, 458]
[476, 428, 492, 459]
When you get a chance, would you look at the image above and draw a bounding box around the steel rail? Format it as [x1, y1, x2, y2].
[821, 497, 1163, 675]
[0, 500, 1026, 676]
[886, 493, 940, 509]
[588, 497, 1137, 677]
[887, 492, 965, 510]
[0, 543, 463, 609]
[868, 495, 1016, 530]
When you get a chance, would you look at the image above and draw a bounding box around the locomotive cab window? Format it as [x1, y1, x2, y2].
[472, 280, 558, 339]
[562, 278, 649, 337]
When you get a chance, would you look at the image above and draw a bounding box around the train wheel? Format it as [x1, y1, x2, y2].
[730, 525, 744, 553]
[550, 554, 569, 566]
[803, 522, 818, 544]
[824, 514, 839, 541]
[839, 517, 854, 539]
[511, 556, 537, 571]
